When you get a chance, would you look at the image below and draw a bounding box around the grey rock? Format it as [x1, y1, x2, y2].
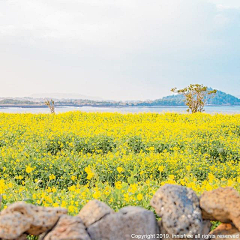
[150, 184, 203, 236]
[158, 220, 211, 240]
[200, 187, 240, 231]
[0, 212, 31, 239]
[1, 201, 68, 236]
[78, 200, 114, 227]
[119, 206, 146, 214]
[201, 220, 212, 237]
[12, 234, 28, 240]
[41, 215, 91, 240]
[2, 234, 29, 240]
[88, 206, 159, 240]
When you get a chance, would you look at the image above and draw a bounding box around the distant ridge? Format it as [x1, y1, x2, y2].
[1, 88, 239, 107]
[136, 89, 240, 106]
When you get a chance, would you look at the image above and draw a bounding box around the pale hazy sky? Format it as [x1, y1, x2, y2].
[0, 0, 240, 100]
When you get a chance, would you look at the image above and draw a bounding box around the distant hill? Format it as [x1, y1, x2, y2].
[136, 89, 240, 106]
[1, 89, 239, 107]
[0, 99, 37, 105]
[207, 90, 240, 105]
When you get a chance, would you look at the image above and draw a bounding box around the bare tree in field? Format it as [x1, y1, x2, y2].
[45, 99, 55, 114]
[171, 84, 217, 113]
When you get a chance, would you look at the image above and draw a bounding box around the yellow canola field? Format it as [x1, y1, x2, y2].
[0, 112, 240, 214]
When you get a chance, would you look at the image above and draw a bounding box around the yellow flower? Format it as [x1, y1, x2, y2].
[61, 201, 67, 208]
[49, 174, 56, 181]
[68, 185, 76, 192]
[205, 183, 212, 191]
[87, 172, 94, 180]
[158, 166, 164, 172]
[117, 167, 124, 173]
[237, 177, 240, 184]
[1, 112, 240, 210]
[227, 179, 234, 187]
[124, 193, 130, 202]
[137, 193, 143, 201]
[129, 184, 137, 194]
[26, 165, 34, 174]
[169, 175, 175, 180]
[115, 181, 122, 190]
[93, 191, 101, 199]
[68, 205, 76, 213]
[71, 175, 77, 181]
[208, 173, 215, 183]
[85, 166, 91, 173]
[85, 166, 94, 180]
[186, 165, 191, 171]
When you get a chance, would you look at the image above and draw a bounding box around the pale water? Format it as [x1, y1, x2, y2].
[1, 106, 240, 114]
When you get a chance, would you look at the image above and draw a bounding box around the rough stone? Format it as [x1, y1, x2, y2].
[201, 220, 212, 236]
[0, 212, 31, 239]
[13, 234, 28, 240]
[16, 235, 28, 240]
[200, 187, 240, 230]
[158, 220, 211, 240]
[41, 215, 91, 240]
[27, 206, 68, 235]
[87, 206, 159, 240]
[78, 200, 114, 227]
[1, 201, 68, 236]
[150, 184, 203, 236]
[119, 206, 145, 214]
[209, 223, 240, 240]
[2, 234, 29, 240]
[158, 220, 182, 240]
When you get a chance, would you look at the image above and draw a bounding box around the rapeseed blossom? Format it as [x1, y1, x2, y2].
[0, 112, 239, 214]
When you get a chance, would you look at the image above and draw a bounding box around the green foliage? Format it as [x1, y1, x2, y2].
[0, 139, 6, 148]
[45, 135, 71, 155]
[81, 135, 116, 154]
[127, 136, 145, 153]
[46, 135, 117, 155]
[171, 84, 217, 113]
[0, 112, 240, 228]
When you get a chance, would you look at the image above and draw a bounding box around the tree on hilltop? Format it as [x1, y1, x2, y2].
[171, 84, 217, 113]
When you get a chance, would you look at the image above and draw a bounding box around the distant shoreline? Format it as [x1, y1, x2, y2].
[1, 104, 240, 109]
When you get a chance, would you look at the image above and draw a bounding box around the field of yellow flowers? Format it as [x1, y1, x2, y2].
[0, 112, 240, 214]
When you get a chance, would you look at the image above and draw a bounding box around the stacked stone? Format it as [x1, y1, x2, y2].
[200, 187, 240, 239]
[0, 185, 239, 240]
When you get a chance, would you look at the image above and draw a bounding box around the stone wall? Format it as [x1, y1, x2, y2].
[0, 184, 239, 240]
